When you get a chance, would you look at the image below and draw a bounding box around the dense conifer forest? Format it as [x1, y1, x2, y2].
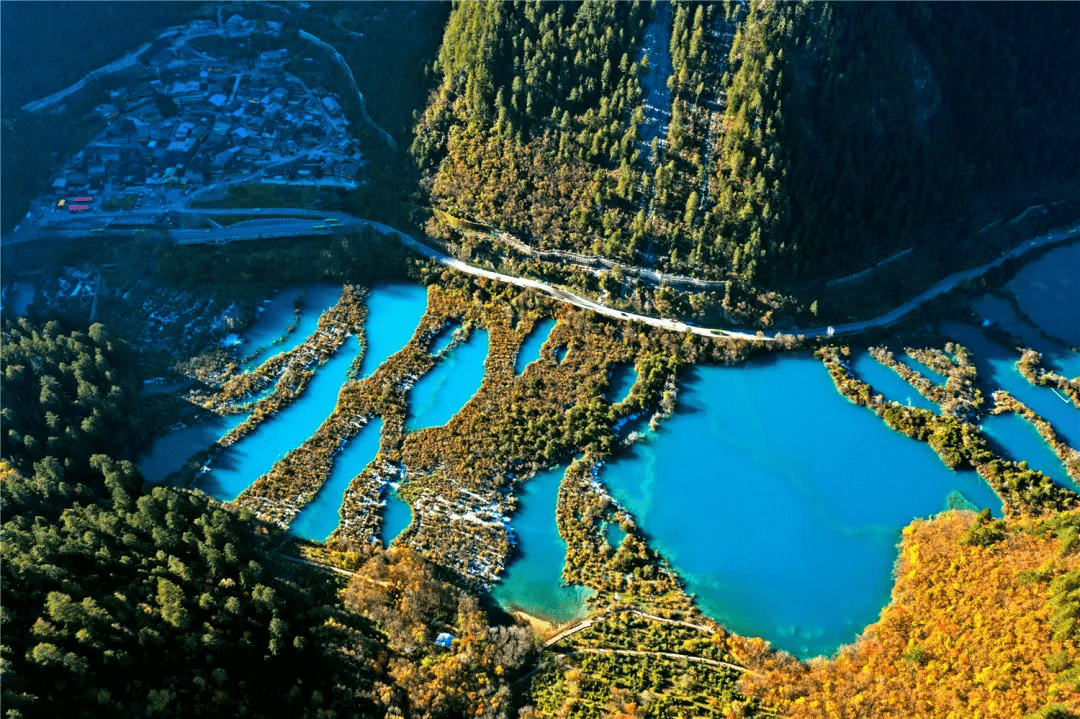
[416, 0, 1080, 305]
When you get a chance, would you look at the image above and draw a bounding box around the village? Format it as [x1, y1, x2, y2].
[21, 12, 365, 231]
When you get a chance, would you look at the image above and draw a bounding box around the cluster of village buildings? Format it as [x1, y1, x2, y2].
[47, 15, 364, 216]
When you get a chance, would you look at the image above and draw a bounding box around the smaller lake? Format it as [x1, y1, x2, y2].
[239, 287, 305, 359]
[493, 466, 595, 623]
[851, 352, 938, 412]
[290, 418, 385, 542]
[200, 336, 362, 502]
[139, 412, 248, 485]
[243, 285, 343, 369]
[604, 521, 627, 549]
[972, 294, 1080, 376]
[981, 412, 1077, 492]
[516, 318, 557, 374]
[355, 282, 429, 378]
[606, 363, 639, 404]
[382, 490, 413, 547]
[407, 329, 490, 429]
[942, 322, 1080, 450]
[1007, 242, 1080, 346]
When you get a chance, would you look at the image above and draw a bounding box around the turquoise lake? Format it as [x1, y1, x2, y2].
[493, 466, 595, 623]
[290, 418, 385, 542]
[1007, 242, 1080, 346]
[243, 284, 344, 369]
[981, 412, 1077, 492]
[407, 329, 490, 429]
[606, 363, 639, 404]
[516, 318, 557, 374]
[139, 411, 248, 485]
[972, 293, 1080, 377]
[355, 282, 429, 378]
[136, 268, 1077, 659]
[239, 286, 305, 360]
[429, 323, 461, 354]
[896, 353, 948, 384]
[851, 351, 938, 412]
[599, 356, 1002, 659]
[382, 491, 413, 547]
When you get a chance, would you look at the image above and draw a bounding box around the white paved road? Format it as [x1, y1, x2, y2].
[7, 205, 1077, 343]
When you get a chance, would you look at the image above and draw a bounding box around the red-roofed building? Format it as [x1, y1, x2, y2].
[72, 196, 94, 203]
[68, 204, 90, 212]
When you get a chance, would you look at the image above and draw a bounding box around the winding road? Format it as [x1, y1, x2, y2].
[176, 208, 1077, 342]
[6, 204, 1077, 342]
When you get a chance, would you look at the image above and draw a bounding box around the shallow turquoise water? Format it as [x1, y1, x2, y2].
[606, 364, 639, 404]
[290, 418, 385, 542]
[516, 318, 557, 374]
[604, 522, 627, 549]
[239, 287, 305, 361]
[981, 413, 1077, 492]
[407, 329, 490, 429]
[971, 294, 1080, 376]
[1007, 242, 1080, 346]
[600, 356, 1002, 659]
[942, 322, 1080, 450]
[355, 283, 429, 378]
[244, 285, 343, 369]
[851, 352, 938, 412]
[199, 336, 362, 502]
[138, 412, 249, 485]
[493, 466, 595, 623]
[382, 491, 413, 547]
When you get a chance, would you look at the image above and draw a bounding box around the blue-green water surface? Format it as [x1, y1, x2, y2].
[139, 412, 248, 485]
[493, 467, 595, 622]
[516, 318, 557, 374]
[897, 354, 948, 384]
[200, 337, 362, 501]
[971, 294, 1080, 376]
[356, 283, 429, 377]
[981, 413, 1077, 492]
[239, 287, 305, 361]
[383, 491, 413, 547]
[600, 356, 1001, 659]
[407, 329, 490, 429]
[1007, 243, 1080, 347]
[851, 352, 938, 412]
[942, 322, 1080, 450]
[606, 364, 639, 404]
[243, 285, 343, 369]
[290, 419, 385, 541]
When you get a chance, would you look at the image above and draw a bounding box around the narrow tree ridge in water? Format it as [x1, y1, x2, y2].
[290, 418, 386, 542]
[200, 338, 364, 502]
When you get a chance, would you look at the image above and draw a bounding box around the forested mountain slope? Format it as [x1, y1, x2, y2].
[414, 0, 1080, 299]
